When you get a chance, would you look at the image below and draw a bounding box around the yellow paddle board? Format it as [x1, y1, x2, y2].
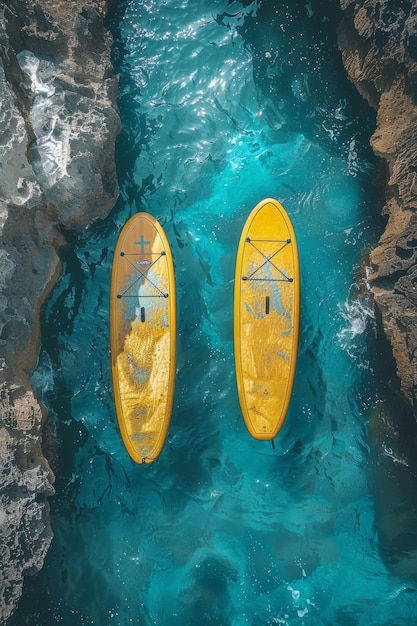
[234, 198, 299, 440]
[110, 212, 176, 464]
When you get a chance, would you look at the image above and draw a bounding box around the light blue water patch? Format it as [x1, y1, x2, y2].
[12, 1, 417, 625]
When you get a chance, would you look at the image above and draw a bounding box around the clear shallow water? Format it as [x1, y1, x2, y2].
[11, 1, 417, 624]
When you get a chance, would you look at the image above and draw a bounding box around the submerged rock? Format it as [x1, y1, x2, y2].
[0, 0, 120, 621]
[338, 0, 417, 409]
[368, 397, 417, 578]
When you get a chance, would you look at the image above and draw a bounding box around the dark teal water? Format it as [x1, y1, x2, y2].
[11, 1, 417, 624]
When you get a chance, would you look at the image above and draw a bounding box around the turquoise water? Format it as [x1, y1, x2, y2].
[11, 1, 417, 624]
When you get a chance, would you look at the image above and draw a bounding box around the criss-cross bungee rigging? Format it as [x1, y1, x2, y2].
[242, 237, 294, 283]
[116, 251, 169, 299]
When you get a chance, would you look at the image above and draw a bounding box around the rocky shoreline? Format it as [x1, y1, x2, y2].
[338, 0, 417, 407]
[1, 0, 417, 622]
[0, 1, 120, 622]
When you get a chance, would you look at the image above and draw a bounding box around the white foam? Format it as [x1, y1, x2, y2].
[337, 284, 375, 347]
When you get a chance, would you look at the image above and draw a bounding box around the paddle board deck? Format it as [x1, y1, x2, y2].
[234, 198, 299, 440]
[110, 212, 176, 463]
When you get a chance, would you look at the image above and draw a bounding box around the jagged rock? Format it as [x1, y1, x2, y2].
[338, 0, 417, 408]
[0, 382, 55, 623]
[0, 0, 120, 622]
[2, 0, 120, 229]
